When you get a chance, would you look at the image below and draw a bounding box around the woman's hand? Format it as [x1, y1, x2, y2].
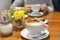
[24, 5, 32, 12]
[40, 4, 48, 11]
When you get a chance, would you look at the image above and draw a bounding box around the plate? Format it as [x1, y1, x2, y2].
[21, 28, 49, 40]
[28, 12, 44, 16]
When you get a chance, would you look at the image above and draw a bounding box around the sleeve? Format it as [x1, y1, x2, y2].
[47, 0, 54, 12]
[10, 0, 24, 8]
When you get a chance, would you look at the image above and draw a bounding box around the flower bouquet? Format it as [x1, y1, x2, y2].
[11, 9, 27, 28]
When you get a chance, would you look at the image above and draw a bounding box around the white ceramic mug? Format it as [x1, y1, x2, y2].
[25, 18, 48, 35]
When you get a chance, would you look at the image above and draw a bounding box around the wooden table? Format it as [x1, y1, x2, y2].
[0, 12, 60, 40]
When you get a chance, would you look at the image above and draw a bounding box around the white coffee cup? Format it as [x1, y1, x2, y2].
[31, 4, 41, 12]
[25, 18, 48, 35]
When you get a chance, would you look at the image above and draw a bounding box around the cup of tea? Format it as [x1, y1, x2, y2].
[31, 4, 41, 12]
[25, 18, 48, 35]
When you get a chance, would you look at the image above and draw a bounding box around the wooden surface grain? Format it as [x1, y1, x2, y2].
[0, 11, 60, 40]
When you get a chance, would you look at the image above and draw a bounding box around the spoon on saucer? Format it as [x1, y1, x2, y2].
[32, 33, 46, 39]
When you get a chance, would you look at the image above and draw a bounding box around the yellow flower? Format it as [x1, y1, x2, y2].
[13, 10, 26, 20]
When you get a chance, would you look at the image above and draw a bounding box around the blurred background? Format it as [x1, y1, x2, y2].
[52, 0, 60, 11]
[0, 0, 60, 12]
[11, 0, 60, 11]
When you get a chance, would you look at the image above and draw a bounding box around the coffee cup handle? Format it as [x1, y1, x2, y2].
[44, 23, 48, 30]
[44, 20, 48, 30]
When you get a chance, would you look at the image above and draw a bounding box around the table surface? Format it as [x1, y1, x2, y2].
[0, 11, 60, 40]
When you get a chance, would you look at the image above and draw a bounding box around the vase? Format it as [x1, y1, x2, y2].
[0, 10, 13, 36]
[12, 18, 25, 29]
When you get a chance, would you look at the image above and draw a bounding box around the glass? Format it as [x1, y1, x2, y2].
[0, 10, 12, 24]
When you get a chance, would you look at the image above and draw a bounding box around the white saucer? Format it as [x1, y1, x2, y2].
[28, 12, 44, 16]
[24, 15, 29, 18]
[21, 28, 49, 40]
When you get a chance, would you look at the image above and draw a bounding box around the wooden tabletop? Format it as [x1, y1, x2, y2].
[0, 11, 60, 40]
